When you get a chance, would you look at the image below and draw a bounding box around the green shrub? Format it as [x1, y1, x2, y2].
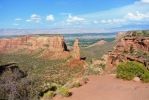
[43, 91, 55, 99]
[84, 64, 103, 75]
[130, 45, 134, 54]
[65, 80, 81, 89]
[99, 63, 106, 70]
[117, 61, 149, 81]
[57, 87, 71, 97]
[141, 71, 149, 83]
[73, 81, 81, 88]
[129, 30, 149, 37]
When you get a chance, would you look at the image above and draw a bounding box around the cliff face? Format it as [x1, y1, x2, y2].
[0, 35, 80, 60]
[119, 37, 149, 52]
[0, 36, 65, 52]
[106, 31, 149, 71]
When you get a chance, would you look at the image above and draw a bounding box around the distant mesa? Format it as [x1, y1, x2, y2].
[0, 35, 81, 60]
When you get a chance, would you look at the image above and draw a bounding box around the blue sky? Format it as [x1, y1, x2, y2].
[0, 0, 149, 32]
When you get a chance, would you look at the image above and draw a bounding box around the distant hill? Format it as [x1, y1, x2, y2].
[87, 40, 108, 48]
[81, 41, 116, 61]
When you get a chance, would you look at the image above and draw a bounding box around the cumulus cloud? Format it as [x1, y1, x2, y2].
[46, 15, 54, 22]
[66, 14, 85, 24]
[126, 11, 149, 20]
[26, 14, 41, 23]
[100, 18, 125, 24]
[141, 0, 149, 3]
[98, 11, 149, 25]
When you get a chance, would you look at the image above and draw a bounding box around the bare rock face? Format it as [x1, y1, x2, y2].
[72, 38, 80, 60]
[118, 37, 149, 53]
[115, 32, 126, 41]
[0, 35, 65, 53]
[0, 35, 83, 61]
[106, 31, 149, 71]
[40, 36, 70, 59]
[0, 36, 29, 53]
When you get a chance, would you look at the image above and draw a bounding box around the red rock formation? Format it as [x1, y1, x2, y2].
[119, 37, 149, 52]
[0, 36, 65, 52]
[0, 36, 29, 53]
[106, 31, 149, 71]
[72, 38, 80, 60]
[0, 35, 82, 61]
[88, 40, 107, 48]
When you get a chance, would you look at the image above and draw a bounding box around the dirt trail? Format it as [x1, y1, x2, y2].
[54, 75, 149, 100]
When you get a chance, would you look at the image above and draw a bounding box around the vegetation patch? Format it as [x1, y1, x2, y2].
[57, 86, 71, 97]
[0, 53, 84, 99]
[117, 61, 149, 82]
[81, 41, 116, 62]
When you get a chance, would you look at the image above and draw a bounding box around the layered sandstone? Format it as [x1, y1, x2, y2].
[0, 35, 80, 60]
[106, 31, 149, 71]
[0, 35, 65, 52]
[72, 38, 80, 60]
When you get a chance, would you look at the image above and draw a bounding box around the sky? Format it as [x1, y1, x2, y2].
[0, 0, 149, 32]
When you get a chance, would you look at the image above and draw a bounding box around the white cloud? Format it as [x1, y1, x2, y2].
[66, 14, 85, 24]
[26, 14, 41, 23]
[101, 19, 107, 24]
[46, 15, 54, 22]
[126, 11, 149, 20]
[93, 20, 99, 24]
[26, 19, 31, 22]
[141, 0, 149, 3]
[15, 18, 22, 21]
[100, 18, 125, 24]
[98, 11, 149, 25]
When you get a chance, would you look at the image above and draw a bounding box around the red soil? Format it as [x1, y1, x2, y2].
[54, 75, 149, 100]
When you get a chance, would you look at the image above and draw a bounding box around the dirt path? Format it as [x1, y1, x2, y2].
[54, 75, 149, 100]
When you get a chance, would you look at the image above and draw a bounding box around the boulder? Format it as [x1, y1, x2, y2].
[133, 77, 140, 82]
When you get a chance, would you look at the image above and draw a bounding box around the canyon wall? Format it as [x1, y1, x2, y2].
[106, 31, 149, 71]
[0, 35, 80, 60]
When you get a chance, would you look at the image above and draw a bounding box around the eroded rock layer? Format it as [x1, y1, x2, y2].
[106, 31, 149, 71]
[0, 35, 80, 60]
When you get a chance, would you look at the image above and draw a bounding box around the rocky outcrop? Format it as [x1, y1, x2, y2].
[72, 38, 80, 60]
[106, 31, 149, 71]
[115, 32, 126, 41]
[0, 35, 80, 60]
[0, 36, 28, 53]
[0, 35, 66, 53]
[118, 37, 149, 52]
